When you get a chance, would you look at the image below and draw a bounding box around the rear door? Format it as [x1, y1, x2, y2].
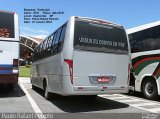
[73, 18, 129, 87]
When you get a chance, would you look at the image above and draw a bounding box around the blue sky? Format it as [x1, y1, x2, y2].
[0, 0, 159, 39]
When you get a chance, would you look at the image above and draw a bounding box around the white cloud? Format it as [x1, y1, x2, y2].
[21, 32, 47, 39]
[20, 27, 49, 39]
[32, 35, 48, 39]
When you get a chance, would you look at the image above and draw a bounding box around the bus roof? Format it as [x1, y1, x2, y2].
[0, 10, 15, 14]
[74, 16, 123, 28]
[127, 21, 160, 34]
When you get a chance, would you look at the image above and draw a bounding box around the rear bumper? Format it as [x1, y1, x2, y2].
[0, 74, 18, 84]
[71, 86, 129, 95]
[57, 85, 129, 96]
[73, 85, 128, 91]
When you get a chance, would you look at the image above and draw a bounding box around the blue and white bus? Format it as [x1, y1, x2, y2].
[0, 10, 19, 90]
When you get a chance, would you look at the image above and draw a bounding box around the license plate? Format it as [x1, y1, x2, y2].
[97, 77, 110, 83]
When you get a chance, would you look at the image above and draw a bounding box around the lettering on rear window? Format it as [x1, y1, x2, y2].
[74, 20, 128, 53]
[79, 37, 126, 48]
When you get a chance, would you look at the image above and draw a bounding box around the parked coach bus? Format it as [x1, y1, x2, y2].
[0, 10, 19, 90]
[31, 16, 131, 100]
[127, 21, 160, 100]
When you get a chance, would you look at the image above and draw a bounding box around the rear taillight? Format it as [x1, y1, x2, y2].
[64, 59, 73, 84]
[13, 59, 19, 74]
[13, 59, 19, 67]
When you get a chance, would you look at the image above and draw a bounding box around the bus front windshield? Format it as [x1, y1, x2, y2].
[74, 19, 128, 54]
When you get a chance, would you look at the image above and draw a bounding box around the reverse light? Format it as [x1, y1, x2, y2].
[13, 59, 19, 74]
[103, 87, 108, 89]
[64, 59, 73, 84]
[78, 87, 83, 90]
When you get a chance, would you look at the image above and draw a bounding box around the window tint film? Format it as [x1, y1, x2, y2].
[0, 12, 15, 38]
[74, 19, 128, 54]
[129, 25, 160, 53]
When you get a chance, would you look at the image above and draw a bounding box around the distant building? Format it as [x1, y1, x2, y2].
[20, 35, 43, 65]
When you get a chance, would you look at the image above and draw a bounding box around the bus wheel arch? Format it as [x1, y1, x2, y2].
[141, 76, 158, 100]
[43, 78, 52, 100]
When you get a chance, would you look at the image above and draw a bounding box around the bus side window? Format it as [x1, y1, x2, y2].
[51, 32, 57, 54]
[46, 37, 51, 55]
[54, 28, 61, 52]
[49, 35, 53, 55]
[32, 49, 35, 62]
[42, 40, 46, 57]
[35, 48, 37, 61]
[58, 25, 66, 51]
[39, 43, 42, 59]
[44, 38, 49, 56]
[40, 42, 44, 58]
[36, 46, 39, 61]
[37, 46, 40, 60]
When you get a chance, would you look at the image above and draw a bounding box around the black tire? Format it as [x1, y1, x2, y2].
[44, 81, 52, 100]
[142, 79, 158, 100]
[128, 90, 135, 95]
[86, 95, 97, 99]
[32, 85, 37, 90]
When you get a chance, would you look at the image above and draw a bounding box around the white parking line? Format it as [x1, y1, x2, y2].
[131, 102, 157, 107]
[120, 99, 141, 103]
[148, 108, 160, 113]
[106, 96, 129, 100]
[99, 94, 160, 113]
[20, 84, 46, 119]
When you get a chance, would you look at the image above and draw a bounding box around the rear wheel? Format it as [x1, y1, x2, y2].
[32, 85, 37, 90]
[43, 80, 52, 100]
[142, 78, 158, 100]
[86, 95, 97, 99]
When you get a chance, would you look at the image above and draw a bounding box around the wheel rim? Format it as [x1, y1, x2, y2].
[145, 82, 154, 96]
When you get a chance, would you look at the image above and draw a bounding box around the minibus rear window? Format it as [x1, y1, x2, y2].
[74, 19, 128, 54]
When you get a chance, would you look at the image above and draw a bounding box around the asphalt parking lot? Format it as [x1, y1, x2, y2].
[0, 77, 160, 119]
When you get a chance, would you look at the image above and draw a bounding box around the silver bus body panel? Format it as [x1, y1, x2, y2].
[73, 51, 129, 85]
[31, 53, 62, 92]
[31, 16, 130, 96]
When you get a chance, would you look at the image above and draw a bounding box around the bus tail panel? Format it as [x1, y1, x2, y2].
[72, 51, 129, 93]
[0, 41, 19, 84]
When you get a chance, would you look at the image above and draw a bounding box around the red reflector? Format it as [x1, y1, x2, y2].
[78, 87, 83, 90]
[64, 59, 73, 84]
[120, 86, 125, 89]
[13, 59, 19, 67]
[103, 87, 107, 89]
[64, 59, 73, 68]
